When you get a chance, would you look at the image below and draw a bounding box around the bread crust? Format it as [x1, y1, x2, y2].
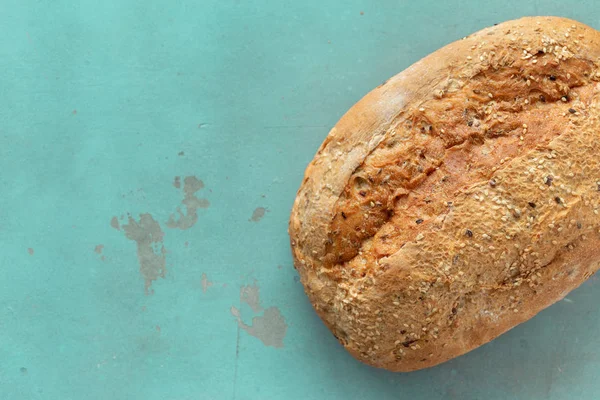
[289, 16, 600, 371]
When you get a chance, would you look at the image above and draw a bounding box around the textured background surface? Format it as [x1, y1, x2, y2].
[2, 1, 600, 399]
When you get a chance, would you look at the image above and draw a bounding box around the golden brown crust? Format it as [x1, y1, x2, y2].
[289, 16, 600, 372]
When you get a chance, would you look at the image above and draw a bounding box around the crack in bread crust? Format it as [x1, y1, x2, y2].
[327, 56, 595, 275]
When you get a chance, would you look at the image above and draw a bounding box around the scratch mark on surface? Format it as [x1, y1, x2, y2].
[232, 305, 241, 400]
[122, 213, 167, 294]
[250, 207, 266, 222]
[167, 176, 210, 230]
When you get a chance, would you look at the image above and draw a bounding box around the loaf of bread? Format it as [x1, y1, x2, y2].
[289, 16, 600, 372]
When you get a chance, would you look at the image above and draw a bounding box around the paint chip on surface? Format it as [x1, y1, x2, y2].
[231, 281, 287, 348]
[122, 213, 167, 294]
[250, 207, 266, 222]
[240, 283, 262, 312]
[173, 176, 181, 189]
[27, 248, 34, 255]
[94, 244, 104, 254]
[167, 176, 210, 230]
[201, 273, 213, 293]
[110, 216, 120, 230]
[232, 307, 287, 348]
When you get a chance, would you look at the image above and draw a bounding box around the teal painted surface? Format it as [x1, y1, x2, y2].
[2, 1, 600, 399]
